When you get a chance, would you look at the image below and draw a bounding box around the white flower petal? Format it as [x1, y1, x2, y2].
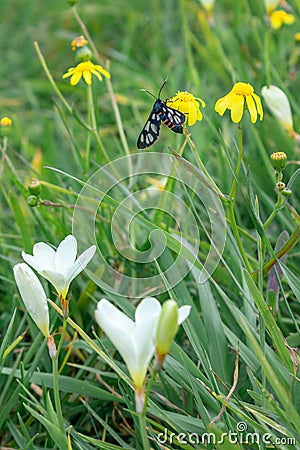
[21, 252, 43, 273]
[64, 245, 96, 286]
[55, 235, 77, 273]
[41, 269, 67, 296]
[177, 305, 191, 325]
[22, 242, 56, 273]
[13, 263, 50, 338]
[95, 299, 135, 367]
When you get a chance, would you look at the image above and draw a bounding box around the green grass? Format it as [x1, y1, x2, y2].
[1, 0, 300, 449]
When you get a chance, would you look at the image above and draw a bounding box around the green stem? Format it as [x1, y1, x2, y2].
[71, 6, 132, 174]
[264, 28, 271, 87]
[229, 124, 243, 200]
[33, 42, 72, 114]
[52, 318, 67, 433]
[138, 412, 150, 450]
[186, 130, 223, 197]
[227, 124, 252, 271]
[87, 84, 111, 165]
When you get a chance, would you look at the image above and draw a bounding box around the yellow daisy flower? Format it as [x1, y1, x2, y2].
[62, 61, 110, 86]
[215, 82, 263, 124]
[269, 10, 295, 30]
[166, 91, 206, 126]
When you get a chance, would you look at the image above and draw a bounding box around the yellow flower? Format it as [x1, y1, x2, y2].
[71, 35, 88, 51]
[62, 61, 110, 86]
[269, 10, 295, 30]
[295, 33, 300, 42]
[215, 82, 263, 124]
[166, 91, 206, 126]
[0, 116, 12, 127]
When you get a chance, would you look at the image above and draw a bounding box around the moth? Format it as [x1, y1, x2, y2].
[137, 80, 186, 149]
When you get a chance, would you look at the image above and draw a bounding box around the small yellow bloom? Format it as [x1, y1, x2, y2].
[71, 35, 88, 51]
[215, 82, 263, 124]
[0, 116, 12, 127]
[269, 10, 295, 30]
[62, 61, 110, 86]
[294, 32, 300, 42]
[166, 91, 206, 126]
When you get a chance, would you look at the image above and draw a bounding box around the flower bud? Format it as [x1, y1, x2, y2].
[27, 195, 39, 207]
[261, 85, 294, 133]
[13, 263, 50, 339]
[0, 116, 13, 137]
[155, 300, 179, 369]
[28, 179, 41, 196]
[68, 0, 77, 5]
[75, 46, 93, 63]
[270, 152, 287, 171]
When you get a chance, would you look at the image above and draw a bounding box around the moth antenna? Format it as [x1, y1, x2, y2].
[140, 89, 157, 99]
[158, 77, 168, 98]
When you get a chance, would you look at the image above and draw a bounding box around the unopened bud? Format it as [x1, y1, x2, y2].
[270, 152, 287, 171]
[27, 195, 39, 207]
[28, 179, 41, 196]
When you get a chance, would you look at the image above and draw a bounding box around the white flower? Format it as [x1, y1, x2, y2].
[264, 0, 280, 14]
[13, 263, 50, 338]
[95, 297, 161, 391]
[261, 85, 294, 133]
[199, 0, 215, 12]
[22, 235, 96, 299]
[95, 297, 191, 411]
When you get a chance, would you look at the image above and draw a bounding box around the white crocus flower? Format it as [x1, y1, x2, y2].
[199, 0, 215, 12]
[22, 235, 96, 300]
[264, 0, 280, 14]
[95, 297, 162, 412]
[13, 263, 50, 338]
[261, 85, 294, 133]
[95, 297, 191, 412]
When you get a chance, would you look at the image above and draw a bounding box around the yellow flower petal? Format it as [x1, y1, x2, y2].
[252, 93, 263, 120]
[187, 102, 197, 126]
[82, 70, 92, 85]
[91, 69, 103, 82]
[229, 95, 245, 123]
[246, 95, 257, 123]
[214, 93, 234, 116]
[70, 72, 82, 86]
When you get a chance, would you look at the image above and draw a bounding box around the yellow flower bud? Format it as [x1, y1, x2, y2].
[0, 116, 13, 137]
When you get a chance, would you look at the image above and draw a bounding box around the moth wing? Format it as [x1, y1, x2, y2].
[137, 109, 161, 149]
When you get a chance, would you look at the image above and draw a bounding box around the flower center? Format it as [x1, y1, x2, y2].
[177, 92, 194, 102]
[232, 82, 254, 97]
